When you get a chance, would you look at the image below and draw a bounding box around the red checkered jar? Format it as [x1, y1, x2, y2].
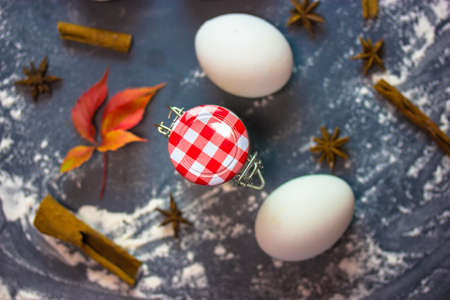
[156, 105, 265, 190]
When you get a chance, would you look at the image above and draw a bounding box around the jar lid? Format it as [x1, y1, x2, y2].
[168, 105, 249, 186]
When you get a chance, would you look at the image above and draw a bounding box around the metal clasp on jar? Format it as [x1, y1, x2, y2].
[234, 152, 265, 190]
[155, 106, 265, 190]
[154, 106, 185, 136]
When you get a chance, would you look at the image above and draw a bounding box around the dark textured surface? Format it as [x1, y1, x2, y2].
[0, 0, 449, 299]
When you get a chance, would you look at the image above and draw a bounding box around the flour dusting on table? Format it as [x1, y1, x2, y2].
[180, 68, 206, 86]
[0, 1, 449, 299]
[0, 278, 11, 300]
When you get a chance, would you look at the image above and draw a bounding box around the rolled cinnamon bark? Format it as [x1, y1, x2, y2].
[374, 79, 450, 156]
[57, 21, 132, 53]
[34, 195, 142, 285]
[362, 0, 378, 19]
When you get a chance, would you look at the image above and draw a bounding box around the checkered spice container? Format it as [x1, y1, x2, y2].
[156, 105, 265, 190]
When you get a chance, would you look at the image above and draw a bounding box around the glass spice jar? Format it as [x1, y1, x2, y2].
[155, 105, 265, 190]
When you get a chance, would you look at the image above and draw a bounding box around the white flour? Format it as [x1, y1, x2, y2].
[0, 137, 13, 153]
[138, 276, 164, 291]
[422, 156, 450, 203]
[138, 243, 170, 261]
[407, 145, 435, 178]
[214, 244, 226, 256]
[172, 262, 208, 289]
[338, 234, 409, 283]
[86, 268, 127, 291]
[14, 289, 44, 300]
[0, 278, 11, 300]
[180, 68, 206, 86]
[77, 198, 166, 248]
[0, 171, 38, 223]
[0, 89, 16, 108]
[0, 0, 449, 299]
[40, 139, 48, 149]
[0, 76, 25, 124]
[41, 235, 88, 267]
[372, 2, 445, 86]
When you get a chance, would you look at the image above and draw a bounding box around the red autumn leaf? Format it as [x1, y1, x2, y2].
[100, 82, 166, 137]
[61, 68, 166, 198]
[60, 145, 96, 173]
[71, 70, 109, 144]
[96, 129, 147, 152]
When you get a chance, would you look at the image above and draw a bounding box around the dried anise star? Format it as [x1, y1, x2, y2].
[352, 37, 385, 75]
[156, 193, 192, 238]
[310, 126, 350, 169]
[286, 0, 325, 34]
[15, 57, 61, 101]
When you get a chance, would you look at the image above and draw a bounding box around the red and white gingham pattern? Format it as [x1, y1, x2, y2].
[168, 105, 249, 186]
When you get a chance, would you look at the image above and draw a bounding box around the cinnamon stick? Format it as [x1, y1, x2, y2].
[362, 0, 378, 19]
[57, 21, 132, 53]
[374, 79, 450, 155]
[34, 195, 142, 285]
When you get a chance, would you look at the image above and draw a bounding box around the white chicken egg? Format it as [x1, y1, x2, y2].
[195, 13, 293, 98]
[255, 175, 355, 261]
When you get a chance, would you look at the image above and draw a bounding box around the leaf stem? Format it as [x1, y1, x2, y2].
[100, 152, 108, 199]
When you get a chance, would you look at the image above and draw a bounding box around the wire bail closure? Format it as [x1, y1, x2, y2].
[154, 106, 185, 137]
[155, 106, 265, 190]
[234, 152, 265, 190]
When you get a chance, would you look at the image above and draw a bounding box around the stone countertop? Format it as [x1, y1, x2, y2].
[0, 0, 449, 299]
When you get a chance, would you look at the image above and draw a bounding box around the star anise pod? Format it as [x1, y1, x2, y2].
[310, 126, 350, 169]
[286, 0, 325, 34]
[15, 57, 61, 101]
[156, 193, 192, 238]
[351, 37, 385, 75]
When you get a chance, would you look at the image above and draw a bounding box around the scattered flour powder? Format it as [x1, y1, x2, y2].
[180, 68, 206, 86]
[0, 278, 12, 300]
[172, 262, 208, 289]
[0, 1, 448, 299]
